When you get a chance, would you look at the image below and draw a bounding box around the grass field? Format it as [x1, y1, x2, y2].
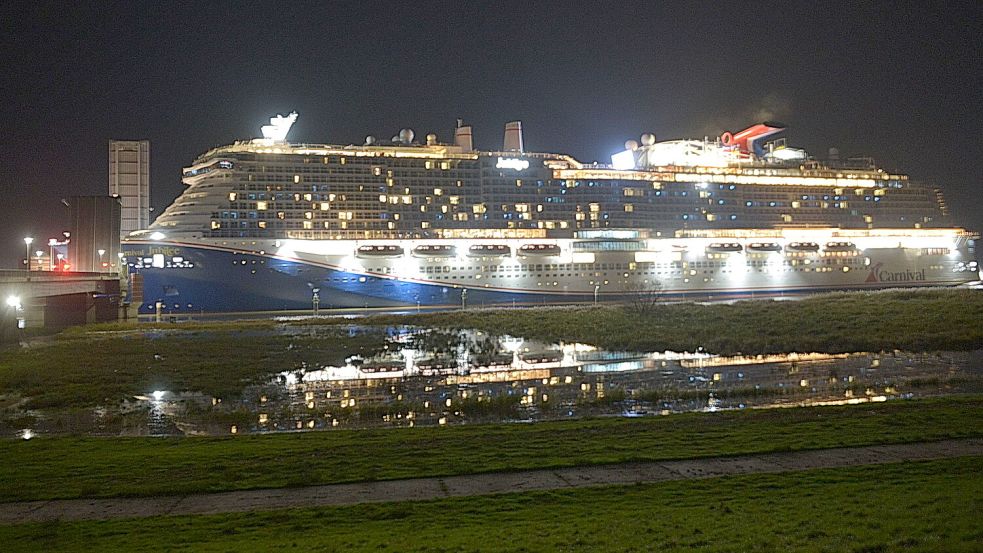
[2, 456, 980, 552]
[2, 288, 978, 415]
[78, 289, 983, 356]
[1, 396, 980, 503]
[338, 288, 983, 354]
[0, 326, 384, 410]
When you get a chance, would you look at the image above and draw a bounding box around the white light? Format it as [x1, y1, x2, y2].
[610, 149, 636, 170]
[97, 249, 106, 256]
[20, 429, 33, 440]
[23, 237, 33, 246]
[152, 390, 166, 401]
[261, 112, 298, 141]
[5, 296, 21, 309]
[768, 147, 807, 161]
[149, 232, 166, 241]
[496, 157, 530, 171]
[644, 140, 735, 167]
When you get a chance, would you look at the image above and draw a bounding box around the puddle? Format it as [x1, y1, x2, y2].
[123, 328, 983, 436]
[6, 326, 981, 437]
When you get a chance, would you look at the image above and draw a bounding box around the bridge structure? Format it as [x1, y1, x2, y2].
[0, 270, 124, 341]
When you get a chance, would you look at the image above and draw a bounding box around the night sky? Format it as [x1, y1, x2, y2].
[1, 1, 980, 267]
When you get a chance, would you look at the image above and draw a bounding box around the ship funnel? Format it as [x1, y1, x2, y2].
[454, 121, 473, 151]
[503, 121, 524, 152]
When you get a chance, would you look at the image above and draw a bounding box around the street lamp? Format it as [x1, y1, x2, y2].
[98, 249, 106, 271]
[23, 237, 33, 270]
[48, 239, 57, 270]
[34, 251, 43, 271]
[594, 284, 600, 305]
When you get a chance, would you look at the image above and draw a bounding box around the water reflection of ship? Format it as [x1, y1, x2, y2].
[359, 360, 405, 374]
[417, 358, 458, 376]
[519, 352, 564, 365]
[471, 353, 514, 371]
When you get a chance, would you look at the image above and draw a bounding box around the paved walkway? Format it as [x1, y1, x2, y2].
[2, 438, 981, 524]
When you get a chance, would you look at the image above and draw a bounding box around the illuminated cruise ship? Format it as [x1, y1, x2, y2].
[123, 114, 979, 313]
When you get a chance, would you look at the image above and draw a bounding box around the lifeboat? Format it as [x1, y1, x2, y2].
[706, 242, 744, 253]
[356, 245, 404, 258]
[786, 242, 820, 252]
[824, 241, 858, 252]
[468, 244, 511, 257]
[747, 242, 783, 252]
[412, 244, 457, 258]
[519, 244, 561, 256]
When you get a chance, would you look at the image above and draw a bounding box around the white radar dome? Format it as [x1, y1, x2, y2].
[640, 133, 656, 146]
[364, 135, 376, 145]
[399, 128, 415, 143]
[624, 139, 639, 151]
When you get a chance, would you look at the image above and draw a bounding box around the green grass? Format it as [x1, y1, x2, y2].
[317, 288, 983, 354]
[2, 457, 980, 552]
[3, 288, 975, 413]
[0, 395, 980, 503]
[0, 326, 384, 410]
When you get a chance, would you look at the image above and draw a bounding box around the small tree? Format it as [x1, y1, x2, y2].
[622, 279, 664, 315]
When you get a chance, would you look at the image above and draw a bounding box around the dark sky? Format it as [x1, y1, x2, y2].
[1, 0, 981, 267]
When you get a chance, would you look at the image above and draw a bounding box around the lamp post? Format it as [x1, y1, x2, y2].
[23, 237, 33, 270]
[48, 239, 57, 270]
[594, 284, 600, 305]
[34, 251, 43, 271]
[97, 249, 106, 271]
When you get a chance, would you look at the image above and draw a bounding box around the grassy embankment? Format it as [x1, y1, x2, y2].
[0, 395, 980, 503]
[2, 457, 980, 552]
[4, 288, 974, 413]
[0, 325, 384, 411]
[338, 288, 983, 354]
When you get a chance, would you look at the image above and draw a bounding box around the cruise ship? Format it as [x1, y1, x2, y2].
[122, 114, 979, 313]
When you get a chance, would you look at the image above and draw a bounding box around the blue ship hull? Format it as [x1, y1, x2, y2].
[129, 245, 595, 314]
[127, 243, 954, 314]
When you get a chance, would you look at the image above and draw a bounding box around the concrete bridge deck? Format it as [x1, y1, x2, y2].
[0, 270, 123, 331]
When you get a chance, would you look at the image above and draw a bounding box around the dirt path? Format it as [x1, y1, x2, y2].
[2, 438, 980, 524]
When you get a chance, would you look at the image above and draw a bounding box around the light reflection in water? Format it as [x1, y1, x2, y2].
[155, 327, 979, 436]
[101, 327, 983, 436]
